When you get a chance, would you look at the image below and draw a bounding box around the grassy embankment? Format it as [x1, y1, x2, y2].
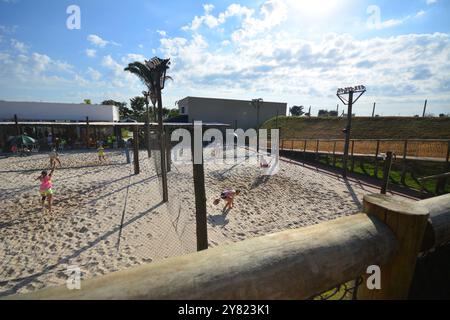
[263, 117, 450, 195]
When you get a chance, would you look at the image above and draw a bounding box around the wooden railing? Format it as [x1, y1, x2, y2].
[5, 194, 450, 300]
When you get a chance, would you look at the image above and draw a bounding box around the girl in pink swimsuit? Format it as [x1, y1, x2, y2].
[215, 189, 241, 211]
[36, 165, 56, 213]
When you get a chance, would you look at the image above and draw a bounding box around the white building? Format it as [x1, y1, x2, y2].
[0, 101, 119, 122]
[177, 97, 287, 130]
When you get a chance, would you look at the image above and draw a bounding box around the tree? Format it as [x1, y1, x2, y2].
[318, 109, 338, 117]
[129, 96, 147, 121]
[102, 100, 130, 119]
[83, 99, 92, 104]
[290, 105, 304, 117]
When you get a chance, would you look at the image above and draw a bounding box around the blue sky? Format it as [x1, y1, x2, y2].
[0, 0, 449, 116]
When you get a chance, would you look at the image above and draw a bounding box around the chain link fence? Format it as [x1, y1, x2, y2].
[0, 129, 196, 297]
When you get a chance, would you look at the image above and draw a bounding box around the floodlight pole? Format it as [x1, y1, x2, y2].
[342, 91, 354, 179]
[422, 99, 428, 118]
[337, 85, 366, 179]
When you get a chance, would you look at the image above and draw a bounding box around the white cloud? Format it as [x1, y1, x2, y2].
[31, 53, 51, 73]
[11, 39, 28, 53]
[157, 30, 167, 37]
[182, 2, 254, 31]
[87, 34, 120, 48]
[416, 10, 427, 18]
[426, 0, 437, 5]
[85, 49, 97, 58]
[87, 67, 102, 81]
[122, 53, 146, 63]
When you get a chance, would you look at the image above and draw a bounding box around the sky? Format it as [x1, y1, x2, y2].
[0, 0, 449, 116]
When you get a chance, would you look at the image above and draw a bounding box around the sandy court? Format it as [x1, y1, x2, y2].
[0, 146, 384, 297]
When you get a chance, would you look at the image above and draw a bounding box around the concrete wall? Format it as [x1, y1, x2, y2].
[0, 101, 119, 122]
[178, 97, 287, 130]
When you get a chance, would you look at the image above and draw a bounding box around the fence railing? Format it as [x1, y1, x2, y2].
[278, 139, 450, 162]
[273, 138, 450, 195]
[6, 193, 450, 300]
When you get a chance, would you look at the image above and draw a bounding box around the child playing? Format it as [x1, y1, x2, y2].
[214, 189, 241, 211]
[97, 145, 106, 162]
[49, 148, 62, 167]
[36, 165, 56, 213]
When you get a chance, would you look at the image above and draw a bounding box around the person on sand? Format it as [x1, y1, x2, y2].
[260, 156, 272, 168]
[214, 189, 241, 211]
[49, 148, 62, 167]
[36, 165, 56, 213]
[97, 145, 106, 162]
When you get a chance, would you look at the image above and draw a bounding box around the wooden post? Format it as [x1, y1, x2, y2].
[14, 114, 20, 136]
[191, 128, 208, 251]
[401, 140, 408, 185]
[381, 152, 393, 195]
[351, 140, 355, 172]
[374, 140, 380, 178]
[85, 117, 90, 149]
[315, 140, 320, 161]
[446, 140, 450, 171]
[358, 194, 429, 300]
[165, 127, 171, 173]
[133, 127, 140, 175]
[94, 126, 98, 146]
[291, 140, 294, 151]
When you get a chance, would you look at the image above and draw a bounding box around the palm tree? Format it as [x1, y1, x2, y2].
[124, 58, 172, 202]
[124, 61, 172, 123]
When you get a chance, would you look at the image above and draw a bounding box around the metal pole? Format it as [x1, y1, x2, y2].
[145, 99, 151, 158]
[351, 140, 355, 172]
[133, 126, 140, 175]
[256, 101, 261, 153]
[157, 85, 169, 203]
[381, 151, 393, 195]
[401, 140, 408, 185]
[374, 140, 380, 178]
[342, 91, 354, 178]
[372, 102, 376, 117]
[165, 127, 171, 173]
[332, 141, 337, 167]
[191, 129, 208, 251]
[422, 99, 428, 117]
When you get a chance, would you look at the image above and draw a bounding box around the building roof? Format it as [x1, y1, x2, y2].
[178, 96, 287, 106]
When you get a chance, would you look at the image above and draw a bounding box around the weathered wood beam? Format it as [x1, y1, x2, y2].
[9, 213, 397, 300]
